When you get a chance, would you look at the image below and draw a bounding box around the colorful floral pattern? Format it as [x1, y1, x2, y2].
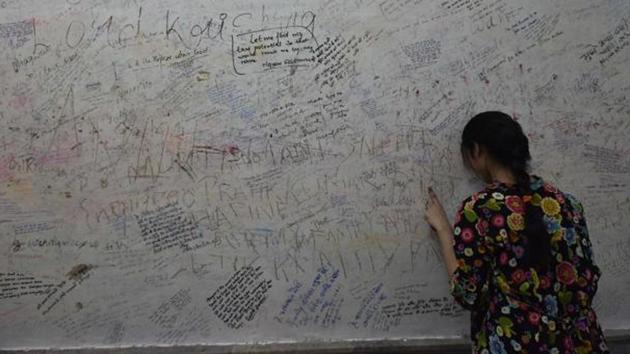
[449, 175, 608, 353]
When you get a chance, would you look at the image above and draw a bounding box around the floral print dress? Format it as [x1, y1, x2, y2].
[449, 175, 608, 354]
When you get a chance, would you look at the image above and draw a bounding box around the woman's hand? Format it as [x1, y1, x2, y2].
[424, 187, 451, 233]
[424, 187, 458, 276]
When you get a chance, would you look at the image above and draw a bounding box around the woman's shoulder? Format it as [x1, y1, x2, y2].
[458, 189, 491, 210]
[527, 175, 584, 212]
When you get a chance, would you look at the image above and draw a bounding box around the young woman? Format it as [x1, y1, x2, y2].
[424, 111, 609, 353]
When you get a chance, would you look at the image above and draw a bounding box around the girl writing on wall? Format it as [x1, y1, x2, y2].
[424, 111, 608, 354]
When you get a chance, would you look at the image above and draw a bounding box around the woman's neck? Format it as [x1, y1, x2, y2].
[489, 166, 516, 186]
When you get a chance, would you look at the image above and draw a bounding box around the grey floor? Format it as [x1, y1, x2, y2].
[3, 341, 630, 354]
[3, 333, 630, 354]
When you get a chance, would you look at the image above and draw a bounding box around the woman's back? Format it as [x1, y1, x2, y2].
[449, 175, 608, 353]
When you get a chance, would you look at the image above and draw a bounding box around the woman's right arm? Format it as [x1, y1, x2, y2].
[448, 196, 493, 310]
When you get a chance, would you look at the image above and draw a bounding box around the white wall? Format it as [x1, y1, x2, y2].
[0, 0, 629, 350]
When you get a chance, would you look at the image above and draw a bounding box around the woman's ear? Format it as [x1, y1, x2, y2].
[471, 142, 482, 159]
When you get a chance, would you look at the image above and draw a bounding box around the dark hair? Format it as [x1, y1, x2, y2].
[461, 111, 550, 272]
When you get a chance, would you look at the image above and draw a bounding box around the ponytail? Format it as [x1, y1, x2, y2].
[512, 162, 551, 272]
